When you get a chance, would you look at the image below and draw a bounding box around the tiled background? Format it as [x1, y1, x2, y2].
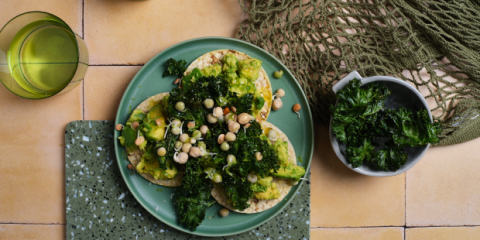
[1, 0, 480, 239]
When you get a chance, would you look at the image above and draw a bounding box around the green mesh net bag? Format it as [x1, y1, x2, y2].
[236, 0, 480, 146]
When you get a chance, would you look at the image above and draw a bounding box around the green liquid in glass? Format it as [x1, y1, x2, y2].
[8, 20, 79, 94]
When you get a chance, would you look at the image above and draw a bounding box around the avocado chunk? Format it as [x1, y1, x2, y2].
[229, 81, 256, 97]
[222, 52, 238, 72]
[224, 69, 238, 83]
[251, 176, 273, 193]
[118, 126, 137, 152]
[201, 64, 222, 77]
[238, 58, 262, 81]
[136, 149, 178, 180]
[254, 182, 281, 200]
[143, 105, 166, 141]
[127, 109, 145, 124]
[272, 164, 306, 181]
[273, 140, 289, 166]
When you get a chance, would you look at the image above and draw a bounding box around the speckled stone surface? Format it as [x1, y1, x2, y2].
[65, 121, 310, 239]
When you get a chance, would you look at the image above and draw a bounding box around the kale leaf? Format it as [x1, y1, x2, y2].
[222, 174, 253, 211]
[163, 58, 187, 78]
[173, 159, 215, 231]
[331, 78, 441, 171]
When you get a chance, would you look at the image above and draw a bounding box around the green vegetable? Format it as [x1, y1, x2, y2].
[331, 78, 441, 171]
[254, 95, 265, 110]
[162, 58, 187, 78]
[273, 70, 283, 79]
[173, 159, 215, 231]
[222, 174, 253, 211]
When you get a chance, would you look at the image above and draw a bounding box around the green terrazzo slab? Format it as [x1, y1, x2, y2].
[65, 120, 310, 239]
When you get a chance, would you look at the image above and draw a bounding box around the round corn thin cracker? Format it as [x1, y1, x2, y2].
[184, 49, 272, 122]
[126, 93, 184, 187]
[211, 121, 298, 213]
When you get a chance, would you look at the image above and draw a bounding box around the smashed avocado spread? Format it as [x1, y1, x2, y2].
[118, 54, 305, 231]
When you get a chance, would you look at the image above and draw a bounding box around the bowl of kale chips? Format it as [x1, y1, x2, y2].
[329, 71, 441, 177]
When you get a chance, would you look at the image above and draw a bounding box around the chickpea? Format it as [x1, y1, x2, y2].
[225, 113, 236, 123]
[212, 173, 222, 183]
[192, 130, 202, 139]
[174, 141, 183, 150]
[273, 70, 284, 79]
[225, 132, 236, 142]
[171, 127, 181, 135]
[182, 143, 192, 153]
[204, 98, 214, 109]
[189, 147, 202, 157]
[175, 101, 186, 112]
[207, 113, 218, 124]
[197, 141, 207, 150]
[171, 119, 181, 128]
[132, 121, 140, 129]
[219, 208, 229, 217]
[127, 164, 133, 170]
[187, 121, 195, 129]
[200, 125, 209, 135]
[228, 121, 240, 133]
[217, 134, 225, 144]
[179, 133, 189, 143]
[255, 152, 263, 161]
[268, 130, 278, 140]
[115, 124, 123, 131]
[155, 118, 165, 126]
[190, 138, 196, 144]
[220, 142, 230, 151]
[157, 147, 166, 157]
[175, 152, 189, 164]
[247, 173, 258, 183]
[227, 155, 236, 164]
[272, 98, 283, 110]
[213, 107, 224, 118]
[293, 104, 301, 118]
[276, 89, 285, 98]
[135, 136, 145, 146]
[237, 113, 253, 125]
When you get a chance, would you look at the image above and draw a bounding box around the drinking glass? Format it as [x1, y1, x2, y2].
[0, 11, 88, 99]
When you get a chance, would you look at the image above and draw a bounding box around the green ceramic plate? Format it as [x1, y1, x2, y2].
[114, 37, 313, 237]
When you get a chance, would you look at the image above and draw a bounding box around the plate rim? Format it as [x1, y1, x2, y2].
[113, 36, 314, 237]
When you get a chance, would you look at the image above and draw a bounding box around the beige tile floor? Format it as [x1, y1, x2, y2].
[1, 1, 479, 239]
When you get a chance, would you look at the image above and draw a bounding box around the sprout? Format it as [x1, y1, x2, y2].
[175, 101, 186, 112]
[219, 208, 229, 217]
[220, 142, 230, 151]
[274, 70, 283, 79]
[204, 98, 214, 109]
[223, 155, 237, 176]
[247, 173, 258, 183]
[292, 104, 301, 118]
[157, 147, 166, 157]
[212, 173, 222, 183]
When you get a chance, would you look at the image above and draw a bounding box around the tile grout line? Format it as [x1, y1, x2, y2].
[309, 225, 480, 230]
[0, 223, 66, 225]
[82, 0, 85, 121]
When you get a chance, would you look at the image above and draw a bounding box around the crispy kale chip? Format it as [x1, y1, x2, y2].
[173, 159, 215, 231]
[331, 78, 441, 171]
[163, 58, 187, 78]
[222, 174, 253, 211]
